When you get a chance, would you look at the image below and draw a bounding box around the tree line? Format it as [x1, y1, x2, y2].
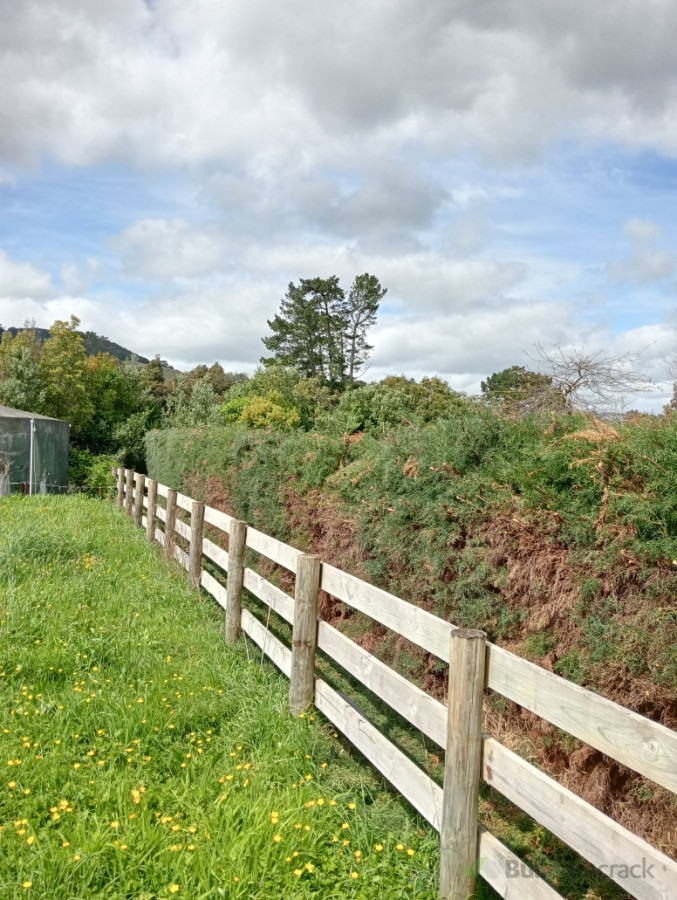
[0, 272, 661, 486]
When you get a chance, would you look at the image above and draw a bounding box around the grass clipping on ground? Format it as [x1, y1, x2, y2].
[0, 495, 438, 900]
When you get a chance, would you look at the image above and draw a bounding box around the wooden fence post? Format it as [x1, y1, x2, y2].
[124, 469, 134, 516]
[146, 479, 157, 542]
[116, 467, 124, 508]
[189, 500, 205, 589]
[163, 489, 177, 561]
[225, 520, 247, 643]
[133, 473, 145, 528]
[289, 554, 321, 716]
[439, 628, 486, 900]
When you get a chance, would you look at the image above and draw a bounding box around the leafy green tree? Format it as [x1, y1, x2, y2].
[206, 363, 247, 398]
[142, 355, 168, 403]
[39, 316, 94, 439]
[237, 391, 301, 429]
[0, 324, 43, 383]
[481, 366, 555, 417]
[83, 353, 156, 454]
[481, 366, 551, 400]
[163, 375, 222, 427]
[0, 344, 45, 412]
[328, 375, 466, 435]
[114, 408, 159, 471]
[221, 365, 334, 430]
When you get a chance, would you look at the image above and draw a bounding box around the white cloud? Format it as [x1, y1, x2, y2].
[609, 218, 677, 285]
[2, 0, 677, 173]
[112, 219, 232, 280]
[2, 0, 677, 420]
[0, 251, 55, 301]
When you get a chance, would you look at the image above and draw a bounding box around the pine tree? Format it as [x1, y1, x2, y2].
[341, 273, 386, 383]
[261, 274, 383, 387]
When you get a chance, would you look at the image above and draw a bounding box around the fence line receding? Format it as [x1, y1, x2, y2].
[117, 467, 677, 900]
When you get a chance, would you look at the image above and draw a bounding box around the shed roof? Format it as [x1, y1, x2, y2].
[0, 405, 69, 424]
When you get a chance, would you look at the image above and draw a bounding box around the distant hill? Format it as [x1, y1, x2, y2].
[0, 326, 150, 364]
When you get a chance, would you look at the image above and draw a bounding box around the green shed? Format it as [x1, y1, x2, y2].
[0, 406, 70, 495]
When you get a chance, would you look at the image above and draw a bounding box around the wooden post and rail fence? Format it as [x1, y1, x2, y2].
[114, 467, 677, 900]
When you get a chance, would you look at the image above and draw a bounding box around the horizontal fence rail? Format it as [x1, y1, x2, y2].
[116, 468, 677, 900]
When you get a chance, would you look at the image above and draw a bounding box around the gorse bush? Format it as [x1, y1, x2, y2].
[146, 391, 677, 708]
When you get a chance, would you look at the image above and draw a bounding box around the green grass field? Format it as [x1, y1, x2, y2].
[0, 495, 441, 900]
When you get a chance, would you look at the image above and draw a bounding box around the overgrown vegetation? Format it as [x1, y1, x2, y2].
[146, 375, 677, 860]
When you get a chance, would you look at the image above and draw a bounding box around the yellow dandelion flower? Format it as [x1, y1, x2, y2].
[61, 841, 70, 848]
[73, 854, 81, 861]
[374, 843, 384, 852]
[348, 802, 356, 810]
[22, 882, 32, 890]
[341, 822, 349, 830]
[272, 833, 282, 842]
[396, 843, 404, 851]
[350, 871, 359, 879]
[169, 885, 180, 894]
[7, 781, 16, 789]
[293, 868, 303, 877]
[110, 821, 119, 829]
[407, 848, 415, 856]
[26, 835, 35, 845]
[305, 862, 315, 872]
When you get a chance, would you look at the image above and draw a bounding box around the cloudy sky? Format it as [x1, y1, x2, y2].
[1, 0, 677, 408]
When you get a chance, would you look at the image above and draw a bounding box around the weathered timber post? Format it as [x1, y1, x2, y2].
[225, 520, 247, 643]
[289, 554, 321, 716]
[116, 467, 124, 508]
[189, 500, 205, 589]
[133, 473, 145, 528]
[124, 469, 134, 516]
[439, 628, 486, 900]
[146, 479, 158, 543]
[163, 489, 177, 561]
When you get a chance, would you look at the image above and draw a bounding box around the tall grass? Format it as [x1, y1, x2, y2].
[0, 495, 441, 899]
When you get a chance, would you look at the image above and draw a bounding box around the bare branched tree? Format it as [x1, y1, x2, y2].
[525, 343, 653, 417]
